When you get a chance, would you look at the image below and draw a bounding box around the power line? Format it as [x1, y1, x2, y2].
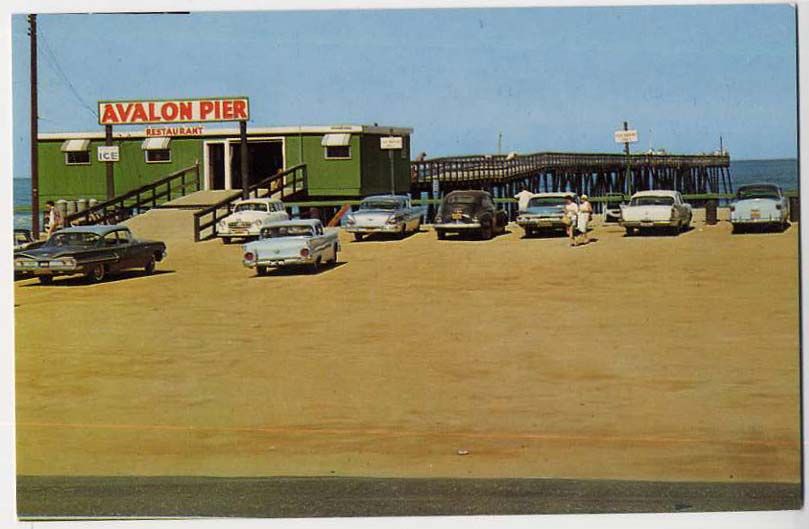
[38, 29, 97, 119]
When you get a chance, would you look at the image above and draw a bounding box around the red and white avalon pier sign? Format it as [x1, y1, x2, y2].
[98, 97, 249, 125]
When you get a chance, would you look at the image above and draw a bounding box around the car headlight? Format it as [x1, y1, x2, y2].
[434, 215, 442, 223]
[218, 219, 227, 228]
[387, 215, 402, 224]
[243, 251, 256, 262]
[252, 219, 263, 227]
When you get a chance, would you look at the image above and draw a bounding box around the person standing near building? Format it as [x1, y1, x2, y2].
[44, 200, 64, 239]
[577, 194, 593, 245]
[563, 195, 579, 246]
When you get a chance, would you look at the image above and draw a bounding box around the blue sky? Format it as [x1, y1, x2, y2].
[11, 4, 798, 177]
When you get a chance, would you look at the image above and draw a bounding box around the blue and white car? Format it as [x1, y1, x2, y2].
[730, 183, 789, 233]
[343, 195, 422, 241]
[516, 192, 579, 236]
[242, 219, 340, 275]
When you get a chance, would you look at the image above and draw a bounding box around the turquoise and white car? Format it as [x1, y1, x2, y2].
[343, 194, 423, 241]
[242, 219, 340, 275]
[730, 183, 789, 233]
[516, 192, 579, 236]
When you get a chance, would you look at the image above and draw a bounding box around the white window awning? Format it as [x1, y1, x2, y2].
[60, 139, 91, 152]
[321, 133, 351, 147]
[142, 137, 171, 150]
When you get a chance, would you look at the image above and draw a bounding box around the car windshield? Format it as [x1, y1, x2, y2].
[445, 194, 480, 205]
[262, 226, 314, 238]
[737, 186, 780, 200]
[235, 203, 269, 212]
[360, 200, 401, 210]
[46, 232, 101, 247]
[631, 196, 675, 206]
[527, 197, 566, 208]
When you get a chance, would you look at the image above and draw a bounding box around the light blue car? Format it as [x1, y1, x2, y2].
[730, 183, 789, 233]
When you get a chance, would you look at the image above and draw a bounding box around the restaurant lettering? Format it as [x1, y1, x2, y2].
[98, 98, 249, 125]
[146, 126, 204, 137]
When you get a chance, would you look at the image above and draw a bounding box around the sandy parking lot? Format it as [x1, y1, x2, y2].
[14, 210, 801, 483]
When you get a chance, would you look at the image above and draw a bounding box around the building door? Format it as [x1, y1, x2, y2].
[207, 143, 226, 190]
[230, 140, 284, 189]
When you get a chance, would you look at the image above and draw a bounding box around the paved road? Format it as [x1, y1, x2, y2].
[17, 476, 802, 519]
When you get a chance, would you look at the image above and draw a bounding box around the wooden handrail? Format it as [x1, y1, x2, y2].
[64, 161, 201, 226]
[193, 164, 307, 242]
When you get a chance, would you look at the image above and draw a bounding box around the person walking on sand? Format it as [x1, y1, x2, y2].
[563, 195, 579, 246]
[44, 200, 64, 239]
[577, 194, 593, 245]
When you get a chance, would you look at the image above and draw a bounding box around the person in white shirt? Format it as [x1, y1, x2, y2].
[44, 201, 64, 238]
[577, 194, 593, 245]
[563, 195, 579, 246]
[514, 189, 534, 212]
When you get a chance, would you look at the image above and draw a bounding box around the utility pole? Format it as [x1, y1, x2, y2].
[497, 131, 502, 155]
[29, 14, 39, 236]
[623, 121, 631, 196]
[105, 125, 114, 198]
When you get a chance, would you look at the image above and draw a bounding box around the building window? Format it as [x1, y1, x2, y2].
[325, 145, 351, 159]
[145, 149, 172, 163]
[65, 151, 91, 165]
[142, 137, 172, 163]
[61, 138, 91, 165]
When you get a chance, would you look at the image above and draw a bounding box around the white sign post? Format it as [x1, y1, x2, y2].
[614, 129, 639, 144]
[380, 136, 403, 150]
[97, 145, 120, 162]
[381, 135, 403, 195]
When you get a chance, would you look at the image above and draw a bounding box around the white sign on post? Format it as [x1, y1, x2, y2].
[614, 130, 639, 143]
[97, 146, 120, 162]
[380, 136, 403, 150]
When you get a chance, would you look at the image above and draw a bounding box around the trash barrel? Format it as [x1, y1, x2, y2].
[88, 198, 98, 208]
[789, 196, 800, 223]
[76, 198, 88, 212]
[705, 198, 718, 225]
[65, 200, 77, 216]
[55, 199, 68, 217]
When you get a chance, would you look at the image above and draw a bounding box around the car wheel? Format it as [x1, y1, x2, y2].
[87, 264, 106, 283]
[309, 258, 321, 274]
[436, 230, 446, 240]
[222, 237, 231, 245]
[625, 227, 635, 236]
[731, 224, 740, 235]
[256, 265, 268, 276]
[481, 222, 493, 240]
[399, 224, 407, 239]
[415, 219, 422, 233]
[144, 256, 156, 275]
[330, 244, 338, 264]
[524, 227, 533, 238]
[38, 275, 53, 285]
[353, 233, 363, 242]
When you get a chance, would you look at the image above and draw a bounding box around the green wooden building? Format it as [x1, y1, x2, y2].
[36, 124, 413, 206]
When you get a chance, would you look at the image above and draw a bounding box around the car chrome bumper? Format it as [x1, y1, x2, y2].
[219, 229, 260, 238]
[731, 217, 781, 224]
[345, 224, 402, 233]
[517, 218, 565, 228]
[620, 220, 678, 228]
[433, 222, 482, 230]
[243, 256, 314, 268]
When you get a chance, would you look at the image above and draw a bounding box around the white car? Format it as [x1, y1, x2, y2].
[620, 190, 693, 235]
[217, 198, 289, 243]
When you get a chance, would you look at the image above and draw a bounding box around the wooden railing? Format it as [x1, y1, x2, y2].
[64, 162, 201, 226]
[411, 152, 731, 185]
[193, 164, 307, 242]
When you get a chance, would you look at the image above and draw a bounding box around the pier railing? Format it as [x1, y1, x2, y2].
[193, 164, 307, 242]
[64, 162, 201, 227]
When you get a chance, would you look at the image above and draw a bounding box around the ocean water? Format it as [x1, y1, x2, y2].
[10, 158, 799, 231]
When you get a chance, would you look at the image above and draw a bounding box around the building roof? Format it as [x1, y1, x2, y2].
[38, 124, 413, 141]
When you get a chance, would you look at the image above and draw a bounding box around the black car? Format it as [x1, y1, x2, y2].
[433, 190, 509, 240]
[14, 225, 166, 284]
